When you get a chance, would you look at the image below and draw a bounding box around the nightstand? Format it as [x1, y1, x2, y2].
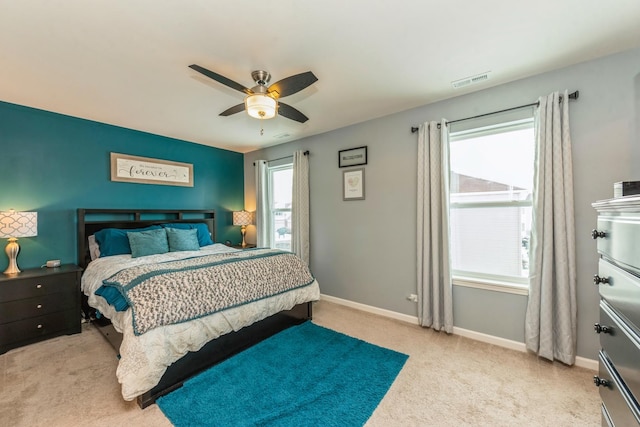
[0, 264, 82, 354]
[230, 244, 256, 249]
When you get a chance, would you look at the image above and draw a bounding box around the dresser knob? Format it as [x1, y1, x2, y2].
[594, 323, 611, 334]
[36, 304, 42, 309]
[36, 284, 42, 289]
[593, 275, 609, 285]
[36, 324, 43, 329]
[591, 229, 606, 239]
[593, 376, 609, 387]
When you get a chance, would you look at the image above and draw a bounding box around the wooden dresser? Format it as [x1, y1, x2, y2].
[592, 196, 640, 426]
[0, 264, 82, 354]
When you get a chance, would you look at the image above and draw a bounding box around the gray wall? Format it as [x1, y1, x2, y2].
[244, 47, 640, 360]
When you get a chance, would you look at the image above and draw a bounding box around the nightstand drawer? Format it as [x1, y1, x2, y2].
[0, 309, 79, 349]
[0, 291, 77, 324]
[0, 272, 76, 302]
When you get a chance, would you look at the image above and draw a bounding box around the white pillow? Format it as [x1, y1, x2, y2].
[88, 235, 101, 260]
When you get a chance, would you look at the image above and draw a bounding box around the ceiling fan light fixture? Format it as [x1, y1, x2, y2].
[245, 94, 277, 120]
[189, 65, 316, 123]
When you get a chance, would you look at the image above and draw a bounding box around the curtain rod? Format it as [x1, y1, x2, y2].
[410, 90, 579, 133]
[253, 150, 309, 166]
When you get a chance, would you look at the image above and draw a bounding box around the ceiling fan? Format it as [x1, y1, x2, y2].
[189, 65, 318, 123]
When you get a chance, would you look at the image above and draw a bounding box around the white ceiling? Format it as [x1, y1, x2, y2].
[2, 1, 640, 153]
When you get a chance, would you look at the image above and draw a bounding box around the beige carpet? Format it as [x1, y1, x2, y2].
[1, 300, 600, 426]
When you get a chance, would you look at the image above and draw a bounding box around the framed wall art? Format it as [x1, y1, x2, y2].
[110, 152, 194, 187]
[343, 168, 365, 201]
[338, 146, 367, 168]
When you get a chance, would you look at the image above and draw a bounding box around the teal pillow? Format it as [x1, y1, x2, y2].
[127, 228, 169, 258]
[95, 225, 162, 257]
[166, 227, 200, 252]
[161, 223, 214, 246]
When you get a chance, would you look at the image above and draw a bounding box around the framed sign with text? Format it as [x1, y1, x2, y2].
[338, 146, 367, 168]
[110, 153, 194, 187]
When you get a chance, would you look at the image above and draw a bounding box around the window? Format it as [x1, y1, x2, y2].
[268, 163, 293, 251]
[449, 118, 534, 292]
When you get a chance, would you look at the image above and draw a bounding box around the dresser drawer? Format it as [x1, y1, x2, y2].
[600, 300, 640, 403]
[0, 272, 76, 302]
[598, 259, 640, 331]
[597, 351, 640, 426]
[0, 291, 77, 324]
[595, 214, 640, 276]
[601, 403, 614, 427]
[0, 309, 79, 348]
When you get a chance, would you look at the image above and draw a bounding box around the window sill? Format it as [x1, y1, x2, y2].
[452, 276, 529, 296]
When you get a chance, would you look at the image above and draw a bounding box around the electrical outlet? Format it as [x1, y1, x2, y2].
[407, 294, 418, 302]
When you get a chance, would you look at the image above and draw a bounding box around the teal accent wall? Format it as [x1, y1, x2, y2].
[0, 101, 244, 271]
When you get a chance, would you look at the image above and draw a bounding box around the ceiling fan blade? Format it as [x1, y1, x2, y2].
[268, 71, 318, 98]
[278, 102, 309, 123]
[189, 64, 252, 95]
[219, 103, 245, 116]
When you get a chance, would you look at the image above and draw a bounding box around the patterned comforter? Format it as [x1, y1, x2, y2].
[102, 249, 315, 335]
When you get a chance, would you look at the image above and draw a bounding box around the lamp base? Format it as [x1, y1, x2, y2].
[4, 238, 21, 275]
[241, 226, 247, 248]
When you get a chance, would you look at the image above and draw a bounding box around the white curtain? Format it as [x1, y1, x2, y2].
[291, 151, 310, 264]
[525, 90, 577, 365]
[255, 159, 271, 248]
[417, 120, 453, 333]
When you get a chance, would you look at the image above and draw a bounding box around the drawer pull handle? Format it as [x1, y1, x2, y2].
[594, 323, 611, 334]
[36, 304, 42, 309]
[591, 229, 606, 239]
[36, 284, 42, 289]
[593, 376, 609, 387]
[36, 324, 43, 329]
[593, 275, 609, 285]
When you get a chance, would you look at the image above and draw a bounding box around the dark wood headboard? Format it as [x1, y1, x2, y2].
[77, 208, 215, 269]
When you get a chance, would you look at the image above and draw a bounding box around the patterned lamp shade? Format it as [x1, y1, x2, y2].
[232, 211, 252, 227]
[0, 210, 38, 238]
[0, 210, 37, 275]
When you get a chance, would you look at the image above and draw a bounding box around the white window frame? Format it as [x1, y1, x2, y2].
[267, 162, 293, 250]
[449, 118, 534, 295]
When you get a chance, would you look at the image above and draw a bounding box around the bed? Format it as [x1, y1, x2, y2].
[77, 208, 320, 408]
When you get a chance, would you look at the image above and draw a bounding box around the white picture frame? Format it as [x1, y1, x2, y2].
[343, 168, 365, 201]
[110, 153, 194, 187]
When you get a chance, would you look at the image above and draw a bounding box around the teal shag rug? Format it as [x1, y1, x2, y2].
[157, 321, 408, 426]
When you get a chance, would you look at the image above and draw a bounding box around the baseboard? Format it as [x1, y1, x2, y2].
[452, 325, 527, 352]
[319, 293, 597, 371]
[574, 356, 599, 371]
[319, 294, 419, 324]
[452, 326, 598, 371]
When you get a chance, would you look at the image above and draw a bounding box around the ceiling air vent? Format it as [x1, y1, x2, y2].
[451, 71, 491, 89]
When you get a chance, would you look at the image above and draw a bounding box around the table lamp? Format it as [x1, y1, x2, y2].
[232, 210, 252, 248]
[0, 210, 38, 275]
